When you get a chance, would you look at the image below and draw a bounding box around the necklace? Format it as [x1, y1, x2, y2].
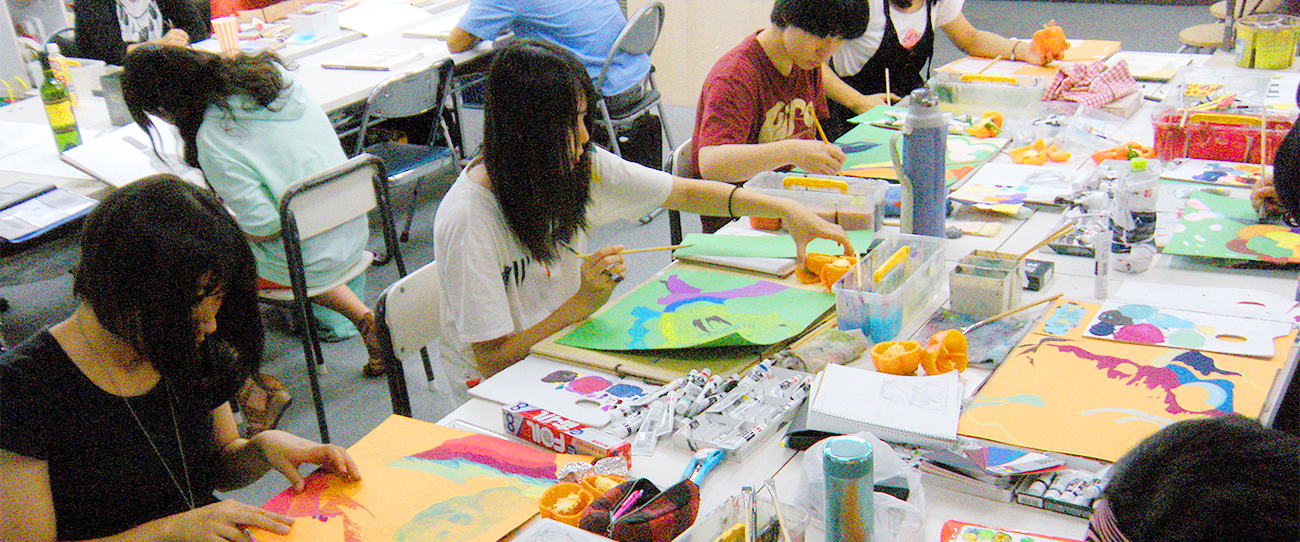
[76, 316, 197, 511]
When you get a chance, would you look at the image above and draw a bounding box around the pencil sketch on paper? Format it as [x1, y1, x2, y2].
[881, 379, 951, 411]
[514, 518, 614, 542]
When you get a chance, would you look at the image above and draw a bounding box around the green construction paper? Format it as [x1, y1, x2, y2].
[672, 231, 876, 259]
[555, 268, 834, 351]
[1164, 191, 1300, 263]
[832, 106, 1007, 186]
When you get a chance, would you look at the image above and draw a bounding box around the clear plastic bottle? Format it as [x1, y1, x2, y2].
[1112, 157, 1160, 273]
[823, 436, 873, 542]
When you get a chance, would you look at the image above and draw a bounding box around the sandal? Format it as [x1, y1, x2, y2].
[238, 373, 293, 437]
[357, 312, 387, 378]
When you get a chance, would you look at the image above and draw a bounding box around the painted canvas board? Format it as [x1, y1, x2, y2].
[958, 334, 1281, 462]
[1164, 192, 1300, 263]
[555, 268, 834, 351]
[254, 415, 587, 542]
[1160, 159, 1262, 187]
[949, 163, 1088, 214]
[834, 106, 1007, 185]
[1082, 301, 1291, 357]
[468, 356, 652, 428]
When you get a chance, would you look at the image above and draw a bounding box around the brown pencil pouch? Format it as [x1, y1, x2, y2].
[579, 478, 699, 542]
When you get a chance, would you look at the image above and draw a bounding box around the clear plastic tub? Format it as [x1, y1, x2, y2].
[744, 172, 889, 231]
[833, 234, 947, 342]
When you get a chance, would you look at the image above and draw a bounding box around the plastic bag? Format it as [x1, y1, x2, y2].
[791, 433, 926, 542]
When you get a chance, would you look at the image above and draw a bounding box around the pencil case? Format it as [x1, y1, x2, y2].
[579, 478, 700, 542]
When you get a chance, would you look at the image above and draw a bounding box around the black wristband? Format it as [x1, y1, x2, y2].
[727, 184, 741, 219]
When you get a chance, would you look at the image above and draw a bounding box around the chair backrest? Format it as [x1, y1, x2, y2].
[594, 1, 665, 95]
[354, 58, 455, 155]
[665, 138, 697, 178]
[377, 258, 441, 364]
[44, 26, 78, 58]
[281, 154, 385, 240]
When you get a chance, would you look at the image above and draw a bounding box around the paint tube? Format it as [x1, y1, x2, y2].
[629, 376, 685, 408]
[768, 376, 801, 398]
[704, 381, 752, 415]
[630, 400, 669, 456]
[675, 370, 709, 415]
[686, 374, 724, 416]
[606, 407, 649, 439]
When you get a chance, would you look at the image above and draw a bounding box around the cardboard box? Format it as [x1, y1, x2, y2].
[503, 402, 631, 464]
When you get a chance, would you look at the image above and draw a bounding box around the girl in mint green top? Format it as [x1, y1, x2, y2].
[122, 47, 388, 382]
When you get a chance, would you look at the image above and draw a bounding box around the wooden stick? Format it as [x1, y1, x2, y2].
[884, 68, 892, 105]
[976, 56, 1002, 75]
[577, 243, 694, 258]
[961, 293, 1063, 335]
[1018, 222, 1075, 260]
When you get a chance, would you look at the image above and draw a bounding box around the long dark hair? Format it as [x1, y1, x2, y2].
[483, 39, 598, 264]
[121, 45, 288, 169]
[74, 175, 262, 399]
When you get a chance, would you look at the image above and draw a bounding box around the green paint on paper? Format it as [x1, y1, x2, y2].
[673, 231, 875, 259]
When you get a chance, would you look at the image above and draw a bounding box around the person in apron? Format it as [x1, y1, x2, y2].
[823, 0, 1057, 132]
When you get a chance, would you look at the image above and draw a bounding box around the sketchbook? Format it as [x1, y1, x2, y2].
[60, 122, 203, 188]
[321, 49, 424, 71]
[0, 188, 96, 243]
[806, 363, 961, 448]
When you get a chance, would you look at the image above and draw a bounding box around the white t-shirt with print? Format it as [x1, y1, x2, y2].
[116, 0, 165, 44]
[433, 146, 673, 405]
[832, 0, 964, 77]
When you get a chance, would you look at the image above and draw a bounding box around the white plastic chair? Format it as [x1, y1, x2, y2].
[259, 154, 407, 442]
[374, 258, 441, 416]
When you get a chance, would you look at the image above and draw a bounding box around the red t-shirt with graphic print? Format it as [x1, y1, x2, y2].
[691, 31, 828, 173]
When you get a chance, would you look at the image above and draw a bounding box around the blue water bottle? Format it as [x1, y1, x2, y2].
[889, 88, 948, 237]
[823, 436, 874, 542]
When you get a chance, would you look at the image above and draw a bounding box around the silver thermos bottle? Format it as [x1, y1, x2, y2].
[823, 436, 874, 542]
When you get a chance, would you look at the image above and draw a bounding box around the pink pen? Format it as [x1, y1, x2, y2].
[610, 489, 644, 523]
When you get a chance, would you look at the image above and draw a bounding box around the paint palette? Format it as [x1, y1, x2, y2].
[1083, 302, 1290, 357]
[468, 356, 650, 428]
[939, 520, 1082, 542]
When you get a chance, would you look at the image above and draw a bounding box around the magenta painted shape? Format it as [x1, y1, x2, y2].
[566, 375, 612, 394]
[1114, 323, 1165, 344]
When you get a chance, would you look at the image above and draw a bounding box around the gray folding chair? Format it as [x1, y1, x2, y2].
[259, 154, 407, 442]
[374, 258, 441, 416]
[354, 58, 462, 248]
[594, 1, 674, 158]
[660, 138, 696, 246]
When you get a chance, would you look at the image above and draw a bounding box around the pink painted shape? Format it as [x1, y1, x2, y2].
[1114, 323, 1166, 344]
[656, 274, 787, 305]
[410, 434, 558, 480]
[566, 375, 612, 394]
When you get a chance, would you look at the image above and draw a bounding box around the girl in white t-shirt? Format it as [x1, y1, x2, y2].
[433, 39, 854, 405]
[821, 0, 1062, 125]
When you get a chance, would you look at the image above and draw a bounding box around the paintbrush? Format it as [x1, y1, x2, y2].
[976, 56, 1003, 75]
[960, 293, 1063, 335]
[1018, 222, 1075, 260]
[813, 116, 831, 144]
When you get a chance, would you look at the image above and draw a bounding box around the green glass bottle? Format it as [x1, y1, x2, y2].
[38, 52, 81, 152]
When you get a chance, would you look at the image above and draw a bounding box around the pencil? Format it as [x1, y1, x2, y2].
[813, 116, 830, 144]
[884, 68, 892, 105]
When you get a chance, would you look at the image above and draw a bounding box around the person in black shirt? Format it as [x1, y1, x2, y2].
[0, 175, 359, 541]
[75, 0, 206, 66]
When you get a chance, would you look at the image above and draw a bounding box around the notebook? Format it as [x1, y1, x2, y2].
[60, 122, 203, 188]
[806, 364, 961, 448]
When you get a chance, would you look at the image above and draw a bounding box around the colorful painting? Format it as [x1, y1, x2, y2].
[1164, 192, 1300, 263]
[948, 163, 1087, 215]
[1160, 159, 1262, 187]
[556, 268, 834, 351]
[255, 416, 587, 542]
[468, 357, 650, 428]
[1083, 302, 1290, 357]
[832, 106, 1008, 185]
[958, 333, 1282, 462]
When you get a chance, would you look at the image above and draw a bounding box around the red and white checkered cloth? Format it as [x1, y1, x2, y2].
[1042, 59, 1138, 109]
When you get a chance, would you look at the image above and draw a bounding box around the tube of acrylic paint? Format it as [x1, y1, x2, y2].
[1095, 222, 1110, 300]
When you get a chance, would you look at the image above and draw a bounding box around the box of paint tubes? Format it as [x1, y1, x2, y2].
[1013, 469, 1103, 518]
[670, 364, 813, 460]
[503, 402, 632, 464]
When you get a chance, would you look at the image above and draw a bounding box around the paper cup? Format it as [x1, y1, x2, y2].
[212, 16, 240, 55]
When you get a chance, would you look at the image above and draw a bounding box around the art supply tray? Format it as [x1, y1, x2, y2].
[1152, 108, 1294, 165]
[833, 233, 947, 342]
[671, 365, 813, 460]
[744, 172, 888, 231]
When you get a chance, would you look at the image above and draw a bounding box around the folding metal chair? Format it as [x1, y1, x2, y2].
[374, 258, 441, 416]
[258, 154, 407, 442]
[594, 1, 675, 158]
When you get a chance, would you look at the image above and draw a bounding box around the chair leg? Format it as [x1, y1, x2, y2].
[419, 347, 436, 391]
[600, 101, 622, 157]
[401, 183, 419, 242]
[669, 210, 683, 246]
[655, 100, 676, 152]
[294, 300, 332, 443]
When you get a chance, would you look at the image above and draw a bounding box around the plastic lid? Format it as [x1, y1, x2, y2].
[45, 43, 60, 55]
[823, 436, 872, 478]
[1130, 157, 1148, 172]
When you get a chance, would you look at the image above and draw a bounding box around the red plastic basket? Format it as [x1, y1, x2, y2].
[1153, 109, 1294, 165]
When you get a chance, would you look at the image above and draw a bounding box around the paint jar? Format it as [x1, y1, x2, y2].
[1235, 14, 1300, 70]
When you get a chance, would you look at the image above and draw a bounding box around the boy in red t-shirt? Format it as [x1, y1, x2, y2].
[691, 0, 870, 232]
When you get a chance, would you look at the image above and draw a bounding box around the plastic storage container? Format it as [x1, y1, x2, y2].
[1152, 109, 1293, 164]
[744, 172, 888, 231]
[833, 234, 947, 342]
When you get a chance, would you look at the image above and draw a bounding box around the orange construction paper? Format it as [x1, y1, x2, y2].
[254, 415, 589, 542]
